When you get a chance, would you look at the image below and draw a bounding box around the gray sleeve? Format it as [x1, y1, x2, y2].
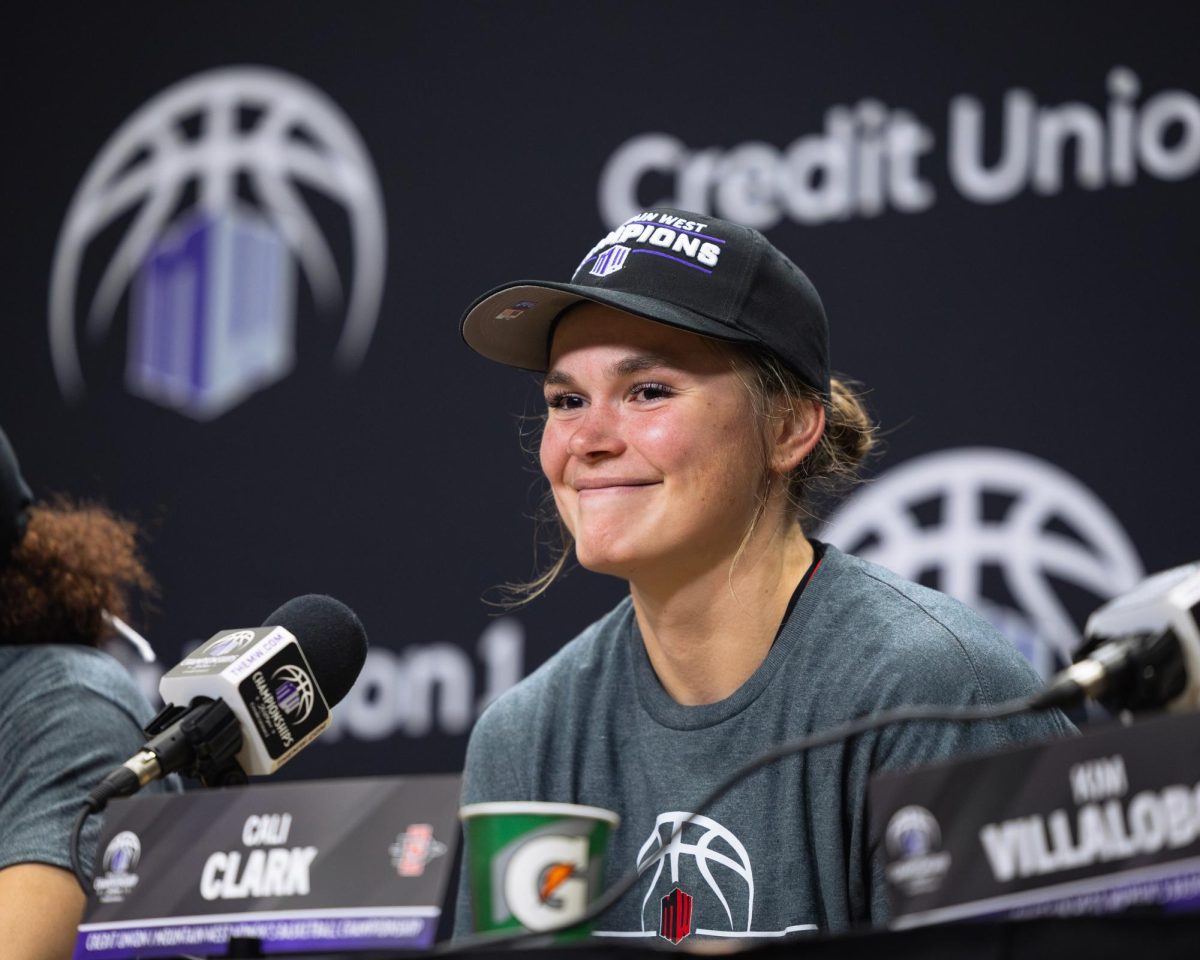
[0, 684, 157, 879]
[453, 694, 532, 936]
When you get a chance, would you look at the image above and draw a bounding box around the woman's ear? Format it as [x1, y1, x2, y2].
[772, 398, 825, 473]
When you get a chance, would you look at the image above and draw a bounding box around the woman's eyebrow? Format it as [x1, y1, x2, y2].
[543, 369, 575, 388]
[608, 354, 671, 378]
[543, 353, 673, 389]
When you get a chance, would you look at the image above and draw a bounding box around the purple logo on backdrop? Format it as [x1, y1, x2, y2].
[589, 244, 631, 278]
[48, 67, 387, 421]
[128, 210, 296, 420]
[271, 663, 316, 722]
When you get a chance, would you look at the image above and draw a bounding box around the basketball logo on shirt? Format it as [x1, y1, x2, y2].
[635, 812, 754, 941]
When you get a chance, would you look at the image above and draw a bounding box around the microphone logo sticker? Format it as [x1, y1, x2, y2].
[205, 629, 258, 658]
[822, 447, 1144, 678]
[94, 831, 142, 903]
[48, 66, 387, 420]
[272, 664, 316, 723]
[241, 645, 331, 765]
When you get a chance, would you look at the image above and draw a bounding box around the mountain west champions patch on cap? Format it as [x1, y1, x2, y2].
[459, 207, 831, 399]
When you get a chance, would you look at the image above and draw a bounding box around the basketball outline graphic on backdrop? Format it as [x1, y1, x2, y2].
[48, 65, 386, 419]
[821, 447, 1143, 676]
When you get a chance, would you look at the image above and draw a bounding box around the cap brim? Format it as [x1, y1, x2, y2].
[460, 281, 758, 372]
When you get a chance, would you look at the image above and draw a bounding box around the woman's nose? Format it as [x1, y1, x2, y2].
[567, 405, 625, 460]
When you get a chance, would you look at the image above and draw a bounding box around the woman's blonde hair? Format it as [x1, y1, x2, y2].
[495, 344, 878, 607]
[737, 346, 877, 521]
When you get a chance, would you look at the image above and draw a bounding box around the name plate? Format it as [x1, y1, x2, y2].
[74, 774, 461, 958]
[870, 711, 1200, 928]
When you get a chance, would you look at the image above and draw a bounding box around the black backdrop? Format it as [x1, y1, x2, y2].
[2, 1, 1197, 782]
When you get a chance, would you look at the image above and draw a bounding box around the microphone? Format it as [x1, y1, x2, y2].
[92, 594, 368, 805]
[69, 595, 367, 892]
[1033, 562, 1199, 713]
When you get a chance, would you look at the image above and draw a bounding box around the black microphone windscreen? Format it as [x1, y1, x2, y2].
[262, 595, 368, 705]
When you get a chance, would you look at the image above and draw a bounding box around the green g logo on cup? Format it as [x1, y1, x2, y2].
[460, 801, 620, 938]
[498, 832, 590, 929]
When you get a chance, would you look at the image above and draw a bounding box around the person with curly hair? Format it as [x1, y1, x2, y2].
[454, 208, 1073, 940]
[0, 425, 171, 960]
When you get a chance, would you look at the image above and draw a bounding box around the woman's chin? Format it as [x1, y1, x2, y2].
[574, 542, 644, 579]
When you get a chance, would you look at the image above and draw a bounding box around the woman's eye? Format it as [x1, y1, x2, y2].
[545, 392, 584, 410]
[631, 382, 673, 402]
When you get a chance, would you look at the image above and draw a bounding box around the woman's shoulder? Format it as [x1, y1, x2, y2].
[471, 598, 634, 733]
[809, 546, 1045, 705]
[0, 644, 154, 723]
[461, 598, 635, 801]
[822, 547, 980, 619]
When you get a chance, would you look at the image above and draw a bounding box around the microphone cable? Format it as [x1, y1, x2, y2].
[68, 759, 158, 891]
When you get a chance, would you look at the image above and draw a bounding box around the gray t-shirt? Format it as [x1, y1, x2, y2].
[456, 545, 1073, 942]
[0, 644, 171, 879]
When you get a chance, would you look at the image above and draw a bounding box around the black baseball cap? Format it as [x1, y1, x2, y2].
[0, 425, 33, 566]
[460, 206, 830, 399]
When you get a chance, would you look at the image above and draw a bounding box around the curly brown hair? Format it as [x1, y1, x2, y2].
[0, 498, 156, 646]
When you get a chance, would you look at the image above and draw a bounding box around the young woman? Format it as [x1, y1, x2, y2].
[0, 426, 170, 960]
[454, 208, 1071, 941]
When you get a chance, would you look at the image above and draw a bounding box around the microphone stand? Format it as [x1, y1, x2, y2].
[69, 698, 247, 892]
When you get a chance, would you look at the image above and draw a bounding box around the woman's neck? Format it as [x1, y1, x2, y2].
[629, 523, 814, 706]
